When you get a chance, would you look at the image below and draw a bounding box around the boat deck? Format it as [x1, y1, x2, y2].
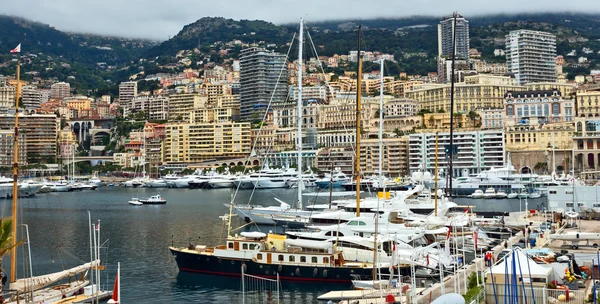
[54, 291, 113, 304]
[318, 287, 425, 301]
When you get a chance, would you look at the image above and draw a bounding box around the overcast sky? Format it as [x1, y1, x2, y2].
[3, 0, 600, 40]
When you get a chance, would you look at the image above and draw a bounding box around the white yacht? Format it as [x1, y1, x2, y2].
[314, 169, 350, 188]
[145, 179, 168, 188]
[495, 190, 508, 199]
[88, 174, 102, 187]
[470, 189, 484, 199]
[483, 188, 496, 199]
[207, 175, 238, 188]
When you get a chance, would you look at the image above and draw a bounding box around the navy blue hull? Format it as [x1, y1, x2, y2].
[170, 248, 399, 283]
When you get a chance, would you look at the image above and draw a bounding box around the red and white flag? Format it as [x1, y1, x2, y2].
[95, 221, 100, 231]
[9, 44, 21, 53]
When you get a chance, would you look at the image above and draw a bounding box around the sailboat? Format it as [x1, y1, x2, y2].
[4, 46, 97, 304]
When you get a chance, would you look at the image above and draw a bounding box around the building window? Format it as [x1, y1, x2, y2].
[507, 105, 514, 116]
[553, 103, 560, 115]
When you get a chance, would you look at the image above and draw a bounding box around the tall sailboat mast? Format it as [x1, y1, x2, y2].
[355, 26, 363, 217]
[378, 59, 384, 189]
[296, 18, 304, 209]
[10, 52, 21, 283]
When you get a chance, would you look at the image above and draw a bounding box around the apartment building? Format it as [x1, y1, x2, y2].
[360, 137, 409, 177]
[409, 130, 505, 177]
[506, 30, 557, 85]
[163, 122, 251, 163]
[21, 85, 42, 109]
[316, 147, 355, 175]
[168, 94, 206, 122]
[0, 113, 58, 163]
[438, 13, 470, 60]
[129, 95, 169, 120]
[119, 81, 138, 108]
[65, 96, 93, 112]
[575, 89, 600, 118]
[50, 82, 70, 99]
[0, 130, 27, 167]
[239, 47, 289, 122]
[505, 122, 573, 152]
[0, 86, 15, 109]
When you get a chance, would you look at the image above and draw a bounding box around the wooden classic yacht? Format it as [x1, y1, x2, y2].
[169, 232, 389, 283]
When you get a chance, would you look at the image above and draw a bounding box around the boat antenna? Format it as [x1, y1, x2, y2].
[296, 18, 304, 210]
[355, 25, 363, 216]
[10, 50, 21, 283]
[448, 12, 458, 199]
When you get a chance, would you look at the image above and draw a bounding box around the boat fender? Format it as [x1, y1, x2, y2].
[295, 268, 301, 276]
[313, 268, 318, 277]
[323, 270, 328, 278]
[278, 265, 283, 273]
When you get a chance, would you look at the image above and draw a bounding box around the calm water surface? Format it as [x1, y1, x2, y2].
[0, 187, 547, 303]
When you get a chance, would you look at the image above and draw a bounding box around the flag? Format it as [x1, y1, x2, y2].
[95, 222, 100, 231]
[111, 271, 119, 302]
[446, 226, 452, 240]
[464, 207, 469, 213]
[10, 44, 21, 53]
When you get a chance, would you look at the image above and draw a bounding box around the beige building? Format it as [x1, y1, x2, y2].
[0, 113, 58, 163]
[0, 130, 27, 167]
[573, 117, 600, 174]
[406, 80, 523, 113]
[423, 113, 468, 129]
[65, 96, 93, 112]
[316, 147, 355, 174]
[0, 86, 15, 109]
[575, 89, 600, 118]
[163, 122, 251, 163]
[168, 94, 207, 122]
[360, 137, 409, 177]
[505, 122, 574, 152]
[119, 81, 137, 107]
[57, 130, 77, 158]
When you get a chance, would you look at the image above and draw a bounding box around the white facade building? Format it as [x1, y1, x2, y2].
[409, 130, 505, 177]
[505, 30, 557, 85]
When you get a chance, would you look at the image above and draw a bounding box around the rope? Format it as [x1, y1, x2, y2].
[515, 249, 528, 304]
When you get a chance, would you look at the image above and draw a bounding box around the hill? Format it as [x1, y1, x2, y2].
[0, 15, 156, 92]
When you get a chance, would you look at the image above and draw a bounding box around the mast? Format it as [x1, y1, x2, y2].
[10, 54, 21, 283]
[448, 12, 458, 198]
[378, 59, 384, 189]
[551, 132, 555, 176]
[373, 58, 384, 281]
[355, 25, 363, 217]
[296, 18, 304, 209]
[434, 132, 439, 216]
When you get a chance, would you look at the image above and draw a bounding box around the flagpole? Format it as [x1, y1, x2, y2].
[10, 49, 20, 284]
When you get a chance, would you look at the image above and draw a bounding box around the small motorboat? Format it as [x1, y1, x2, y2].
[483, 188, 496, 199]
[518, 190, 529, 199]
[139, 194, 166, 204]
[495, 190, 508, 199]
[565, 210, 579, 218]
[507, 192, 518, 199]
[471, 189, 484, 199]
[528, 192, 541, 199]
[128, 198, 143, 206]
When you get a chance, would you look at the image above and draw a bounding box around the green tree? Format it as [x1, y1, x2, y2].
[467, 110, 481, 128]
[437, 108, 446, 113]
[0, 217, 25, 273]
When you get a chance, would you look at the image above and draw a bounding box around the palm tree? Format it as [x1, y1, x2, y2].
[0, 217, 24, 289]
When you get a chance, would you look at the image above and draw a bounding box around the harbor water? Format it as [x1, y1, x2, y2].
[2, 187, 548, 303]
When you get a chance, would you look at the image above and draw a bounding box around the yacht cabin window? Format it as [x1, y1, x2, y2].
[289, 256, 295, 262]
[257, 253, 263, 260]
[242, 243, 248, 250]
[300, 256, 307, 263]
[278, 255, 284, 262]
[311, 257, 318, 263]
[566, 203, 574, 208]
[228, 242, 234, 249]
[323, 257, 329, 264]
